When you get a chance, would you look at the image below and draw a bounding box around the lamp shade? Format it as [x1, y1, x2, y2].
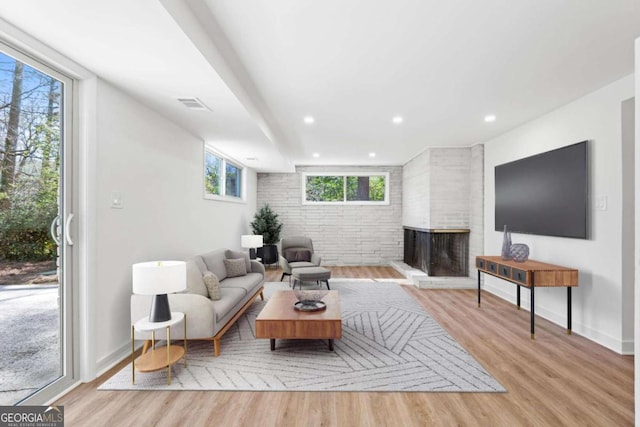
[132, 260, 186, 295]
[241, 234, 263, 249]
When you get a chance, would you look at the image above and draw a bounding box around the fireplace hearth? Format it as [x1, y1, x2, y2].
[403, 227, 469, 277]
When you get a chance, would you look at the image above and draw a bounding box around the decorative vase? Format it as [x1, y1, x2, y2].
[501, 225, 512, 260]
[510, 243, 530, 262]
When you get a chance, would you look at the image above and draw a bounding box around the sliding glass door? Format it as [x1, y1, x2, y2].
[0, 43, 76, 404]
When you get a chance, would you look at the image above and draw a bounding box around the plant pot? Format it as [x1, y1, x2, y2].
[257, 244, 279, 266]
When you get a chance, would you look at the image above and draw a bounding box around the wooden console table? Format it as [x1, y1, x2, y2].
[476, 256, 578, 338]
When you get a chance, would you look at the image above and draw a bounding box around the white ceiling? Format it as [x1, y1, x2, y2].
[0, 0, 638, 172]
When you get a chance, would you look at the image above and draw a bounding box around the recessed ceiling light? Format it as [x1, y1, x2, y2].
[312, 152, 320, 158]
[392, 116, 403, 124]
[304, 116, 315, 124]
[245, 157, 258, 161]
[484, 115, 496, 122]
[369, 152, 376, 158]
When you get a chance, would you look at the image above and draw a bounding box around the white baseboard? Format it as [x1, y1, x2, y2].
[482, 283, 632, 355]
[620, 340, 634, 355]
[95, 340, 143, 379]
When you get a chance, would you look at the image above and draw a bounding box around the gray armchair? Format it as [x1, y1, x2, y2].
[279, 236, 322, 282]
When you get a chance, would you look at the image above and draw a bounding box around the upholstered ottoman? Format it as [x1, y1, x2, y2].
[292, 266, 331, 290]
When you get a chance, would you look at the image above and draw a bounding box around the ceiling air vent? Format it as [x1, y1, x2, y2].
[177, 97, 210, 111]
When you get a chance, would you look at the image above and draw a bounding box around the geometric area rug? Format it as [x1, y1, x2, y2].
[99, 280, 505, 392]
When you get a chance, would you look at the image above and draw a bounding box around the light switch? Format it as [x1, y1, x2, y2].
[593, 195, 607, 211]
[111, 191, 124, 209]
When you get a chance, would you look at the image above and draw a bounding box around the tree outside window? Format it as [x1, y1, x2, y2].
[303, 173, 388, 204]
[0, 51, 61, 260]
[346, 175, 385, 201]
[204, 147, 244, 201]
[205, 152, 221, 196]
[305, 175, 344, 202]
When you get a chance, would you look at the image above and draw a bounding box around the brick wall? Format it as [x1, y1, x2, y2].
[402, 150, 430, 228]
[469, 145, 484, 277]
[429, 148, 471, 228]
[257, 166, 403, 265]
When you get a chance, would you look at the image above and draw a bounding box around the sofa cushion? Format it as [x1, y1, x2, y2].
[225, 249, 251, 271]
[223, 258, 247, 277]
[288, 261, 316, 269]
[219, 272, 263, 296]
[203, 271, 221, 300]
[210, 287, 246, 322]
[201, 249, 227, 281]
[185, 260, 208, 297]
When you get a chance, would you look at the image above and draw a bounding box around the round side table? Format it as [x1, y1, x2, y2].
[131, 312, 186, 385]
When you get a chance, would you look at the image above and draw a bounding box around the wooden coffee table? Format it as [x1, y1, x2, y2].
[255, 290, 341, 351]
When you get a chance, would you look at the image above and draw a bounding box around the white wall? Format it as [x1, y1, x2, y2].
[92, 80, 257, 372]
[483, 74, 634, 353]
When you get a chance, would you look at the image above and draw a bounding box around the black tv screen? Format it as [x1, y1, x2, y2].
[495, 141, 588, 239]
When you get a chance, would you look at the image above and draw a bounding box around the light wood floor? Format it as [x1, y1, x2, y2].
[57, 267, 634, 426]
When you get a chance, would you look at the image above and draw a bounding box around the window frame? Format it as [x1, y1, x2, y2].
[203, 145, 246, 203]
[301, 172, 390, 205]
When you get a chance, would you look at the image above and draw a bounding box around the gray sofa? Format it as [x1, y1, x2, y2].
[131, 249, 264, 356]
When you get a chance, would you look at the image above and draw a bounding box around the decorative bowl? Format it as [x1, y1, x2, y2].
[293, 289, 329, 303]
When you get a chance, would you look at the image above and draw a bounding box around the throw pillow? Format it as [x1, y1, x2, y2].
[203, 271, 221, 300]
[225, 249, 251, 271]
[223, 258, 247, 278]
[284, 249, 298, 262]
[296, 249, 312, 262]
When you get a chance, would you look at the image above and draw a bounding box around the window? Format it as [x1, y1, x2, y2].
[225, 161, 242, 198]
[302, 172, 389, 205]
[204, 146, 244, 201]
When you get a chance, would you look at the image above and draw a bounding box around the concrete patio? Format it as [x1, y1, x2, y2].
[0, 284, 59, 404]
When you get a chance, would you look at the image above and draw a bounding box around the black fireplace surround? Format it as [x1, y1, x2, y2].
[403, 227, 470, 277]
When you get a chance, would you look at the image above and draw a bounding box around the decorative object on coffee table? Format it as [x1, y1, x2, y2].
[293, 289, 329, 311]
[510, 243, 530, 262]
[250, 204, 283, 266]
[501, 224, 512, 260]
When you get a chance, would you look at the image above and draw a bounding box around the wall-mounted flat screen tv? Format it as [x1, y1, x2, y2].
[494, 141, 588, 239]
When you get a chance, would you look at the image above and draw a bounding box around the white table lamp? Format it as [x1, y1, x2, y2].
[241, 234, 263, 259]
[132, 260, 186, 323]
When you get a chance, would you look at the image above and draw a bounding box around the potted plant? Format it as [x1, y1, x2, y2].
[250, 204, 283, 266]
